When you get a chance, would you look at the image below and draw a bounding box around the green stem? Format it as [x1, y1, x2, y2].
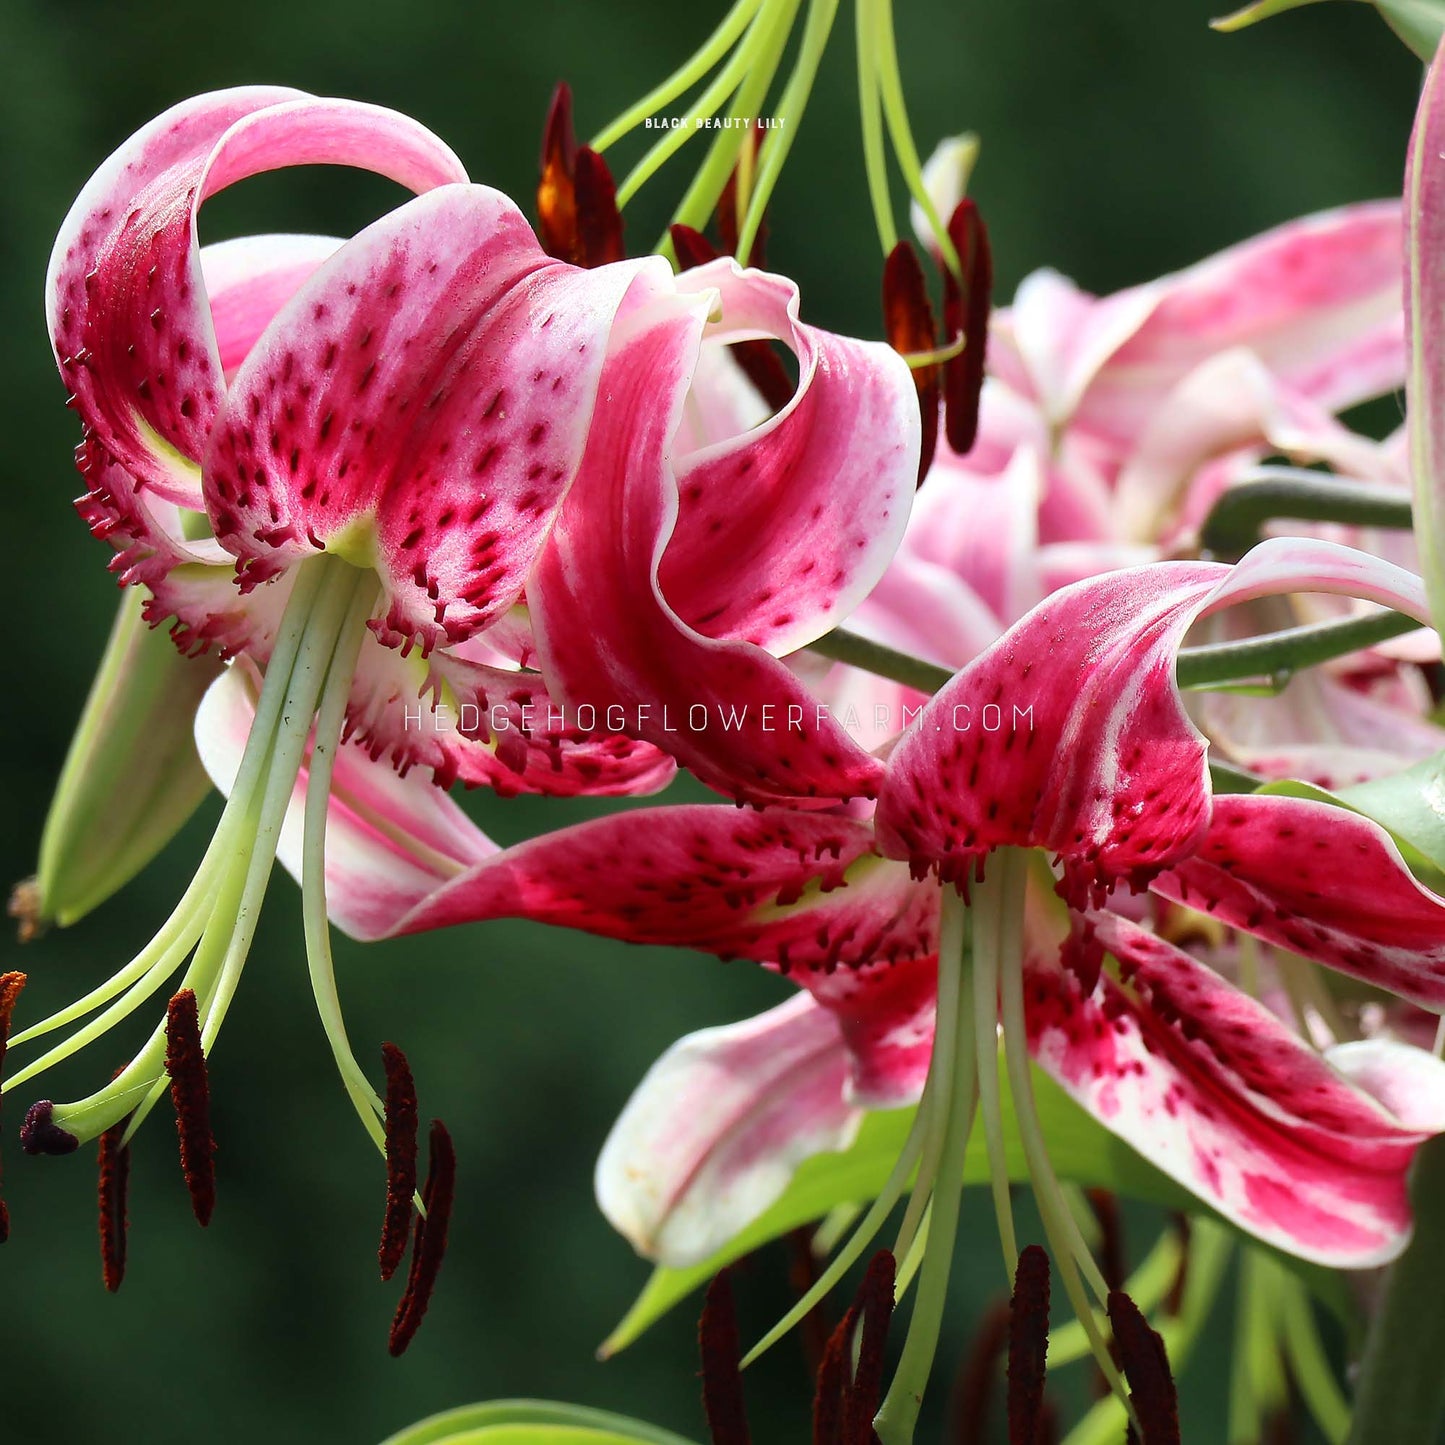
[1349, 1136, 1445, 1444]
[1199, 468, 1413, 560]
[807, 607, 1424, 698]
[1174, 610, 1422, 689]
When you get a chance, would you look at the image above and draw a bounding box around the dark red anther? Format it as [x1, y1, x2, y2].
[165, 988, 216, 1226]
[669, 225, 795, 414]
[20, 1100, 79, 1156]
[537, 82, 579, 262]
[843, 1250, 897, 1445]
[379, 1042, 419, 1282]
[574, 146, 625, 268]
[97, 1122, 131, 1292]
[812, 1303, 859, 1445]
[1107, 1290, 1180, 1445]
[718, 123, 768, 267]
[671, 222, 722, 271]
[388, 1119, 457, 1357]
[942, 198, 992, 456]
[536, 81, 625, 268]
[882, 241, 940, 486]
[699, 1270, 752, 1445]
[1008, 1245, 1051, 1445]
[0, 971, 26, 1241]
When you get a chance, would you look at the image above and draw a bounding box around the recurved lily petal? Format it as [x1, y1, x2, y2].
[387, 805, 936, 972]
[1407, 38, 1445, 631]
[47, 88, 467, 505]
[531, 259, 918, 803]
[1029, 911, 1445, 1265]
[206, 186, 670, 656]
[595, 994, 861, 1266]
[1149, 793, 1445, 1009]
[194, 664, 498, 940]
[875, 537, 1431, 893]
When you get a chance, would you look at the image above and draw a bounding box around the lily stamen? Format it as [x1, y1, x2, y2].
[0, 970, 26, 1242]
[97, 1117, 131, 1293]
[379, 1043, 420, 1282]
[164, 988, 216, 1227]
[388, 1119, 457, 1358]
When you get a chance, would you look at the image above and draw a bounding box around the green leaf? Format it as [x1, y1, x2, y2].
[379, 1401, 700, 1445]
[599, 1056, 1194, 1357]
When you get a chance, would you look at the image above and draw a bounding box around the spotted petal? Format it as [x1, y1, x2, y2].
[875, 537, 1431, 892]
[387, 804, 935, 973]
[47, 87, 467, 505]
[205, 186, 672, 655]
[1029, 911, 1445, 1266]
[1150, 793, 1445, 1009]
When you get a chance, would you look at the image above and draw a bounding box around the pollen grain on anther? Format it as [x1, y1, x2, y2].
[388, 1119, 457, 1357]
[165, 988, 216, 1226]
[379, 1041, 419, 1281]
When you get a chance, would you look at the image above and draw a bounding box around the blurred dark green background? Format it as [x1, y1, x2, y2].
[0, 2, 1419, 1441]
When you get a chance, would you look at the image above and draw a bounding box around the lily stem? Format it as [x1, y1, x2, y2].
[1198, 467, 1412, 561]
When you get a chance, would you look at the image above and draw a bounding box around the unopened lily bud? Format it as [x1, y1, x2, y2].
[12, 589, 219, 938]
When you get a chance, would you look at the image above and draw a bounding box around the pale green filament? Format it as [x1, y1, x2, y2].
[855, 0, 897, 253]
[663, 0, 803, 245]
[972, 888, 1018, 1278]
[592, 0, 764, 153]
[734, 0, 841, 264]
[301, 575, 390, 1157]
[1048, 1225, 1184, 1367]
[869, 0, 961, 275]
[893, 1200, 931, 1302]
[874, 885, 978, 1443]
[995, 852, 1136, 1423]
[741, 873, 970, 1370]
[32, 555, 364, 1145]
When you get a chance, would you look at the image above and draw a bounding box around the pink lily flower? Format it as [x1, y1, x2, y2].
[214, 531, 1445, 1427]
[832, 164, 1437, 789]
[216, 536, 1445, 1272]
[9, 86, 917, 1316]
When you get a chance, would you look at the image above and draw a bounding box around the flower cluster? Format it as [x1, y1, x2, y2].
[14, 21, 1445, 1444]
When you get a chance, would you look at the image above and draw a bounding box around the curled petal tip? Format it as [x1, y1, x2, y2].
[20, 1101, 79, 1157]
